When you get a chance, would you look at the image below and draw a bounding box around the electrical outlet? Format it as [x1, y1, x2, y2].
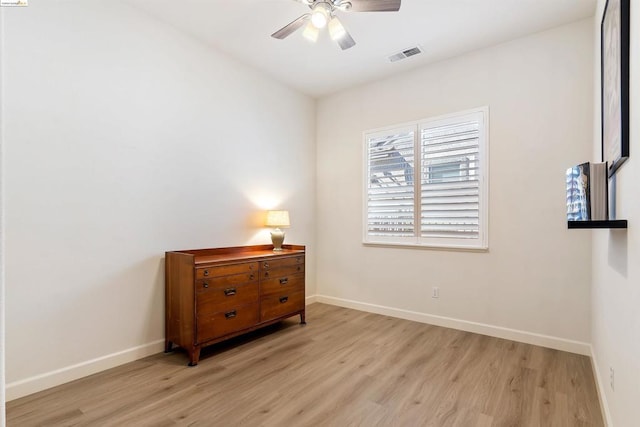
[610, 367, 615, 391]
[432, 287, 440, 298]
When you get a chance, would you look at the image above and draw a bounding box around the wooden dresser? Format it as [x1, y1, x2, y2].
[165, 244, 305, 365]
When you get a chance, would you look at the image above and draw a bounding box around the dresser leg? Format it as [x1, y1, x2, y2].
[164, 340, 173, 353]
[300, 311, 306, 325]
[188, 348, 201, 366]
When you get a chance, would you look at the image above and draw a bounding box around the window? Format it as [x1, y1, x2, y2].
[364, 108, 489, 250]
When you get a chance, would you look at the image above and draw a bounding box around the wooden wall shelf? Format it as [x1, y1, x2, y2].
[567, 220, 628, 229]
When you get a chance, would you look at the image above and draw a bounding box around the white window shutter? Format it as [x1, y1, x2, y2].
[420, 118, 481, 240]
[365, 129, 416, 239]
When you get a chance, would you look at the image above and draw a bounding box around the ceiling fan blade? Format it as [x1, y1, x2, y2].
[271, 14, 311, 39]
[348, 0, 401, 12]
[337, 30, 356, 50]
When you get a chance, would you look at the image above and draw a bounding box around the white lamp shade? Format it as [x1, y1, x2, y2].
[265, 210, 290, 228]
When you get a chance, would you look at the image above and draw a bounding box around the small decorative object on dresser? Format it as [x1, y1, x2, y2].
[165, 244, 305, 366]
[265, 210, 290, 251]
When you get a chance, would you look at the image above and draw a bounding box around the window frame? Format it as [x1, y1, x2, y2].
[362, 107, 489, 251]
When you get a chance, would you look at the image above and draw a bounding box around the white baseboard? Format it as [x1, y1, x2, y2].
[8, 298, 320, 401]
[589, 346, 613, 426]
[315, 295, 591, 356]
[6, 296, 593, 403]
[6, 339, 165, 401]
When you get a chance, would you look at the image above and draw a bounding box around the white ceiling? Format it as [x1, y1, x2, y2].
[124, 0, 596, 98]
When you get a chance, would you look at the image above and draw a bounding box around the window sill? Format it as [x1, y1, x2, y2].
[362, 241, 489, 253]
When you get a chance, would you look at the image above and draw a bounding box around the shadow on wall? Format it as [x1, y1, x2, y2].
[608, 229, 628, 277]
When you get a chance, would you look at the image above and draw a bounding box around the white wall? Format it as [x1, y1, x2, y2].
[316, 20, 594, 350]
[0, 7, 7, 424]
[2, 0, 316, 399]
[591, 1, 640, 425]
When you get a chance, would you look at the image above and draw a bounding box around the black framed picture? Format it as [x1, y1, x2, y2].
[601, 0, 630, 177]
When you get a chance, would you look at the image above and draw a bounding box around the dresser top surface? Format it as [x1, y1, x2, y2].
[167, 244, 305, 266]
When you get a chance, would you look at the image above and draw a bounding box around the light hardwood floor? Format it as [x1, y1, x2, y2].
[7, 303, 603, 426]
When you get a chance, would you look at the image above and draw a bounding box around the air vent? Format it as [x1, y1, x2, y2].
[388, 46, 423, 63]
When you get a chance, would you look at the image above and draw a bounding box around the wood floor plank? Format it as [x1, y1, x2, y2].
[6, 304, 604, 426]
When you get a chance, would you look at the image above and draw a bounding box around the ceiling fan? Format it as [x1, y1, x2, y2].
[271, 0, 401, 50]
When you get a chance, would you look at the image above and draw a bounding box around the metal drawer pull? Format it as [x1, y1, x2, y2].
[249, 274, 255, 280]
[203, 270, 209, 276]
[264, 262, 269, 269]
[203, 282, 209, 289]
[249, 264, 254, 270]
[224, 288, 236, 296]
[279, 278, 289, 285]
[279, 296, 288, 304]
[264, 272, 269, 278]
[225, 310, 237, 319]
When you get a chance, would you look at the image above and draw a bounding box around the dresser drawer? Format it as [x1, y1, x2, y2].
[196, 302, 259, 344]
[196, 271, 258, 292]
[196, 262, 258, 279]
[260, 291, 305, 322]
[260, 256, 305, 272]
[260, 272, 304, 297]
[260, 263, 304, 280]
[197, 281, 259, 315]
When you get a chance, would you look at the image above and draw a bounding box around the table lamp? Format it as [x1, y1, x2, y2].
[265, 210, 290, 251]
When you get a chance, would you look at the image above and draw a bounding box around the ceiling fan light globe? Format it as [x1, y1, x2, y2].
[310, 3, 330, 28]
[310, 12, 327, 28]
[302, 21, 320, 42]
[328, 16, 346, 40]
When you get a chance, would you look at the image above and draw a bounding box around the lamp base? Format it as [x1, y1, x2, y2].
[270, 228, 285, 251]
